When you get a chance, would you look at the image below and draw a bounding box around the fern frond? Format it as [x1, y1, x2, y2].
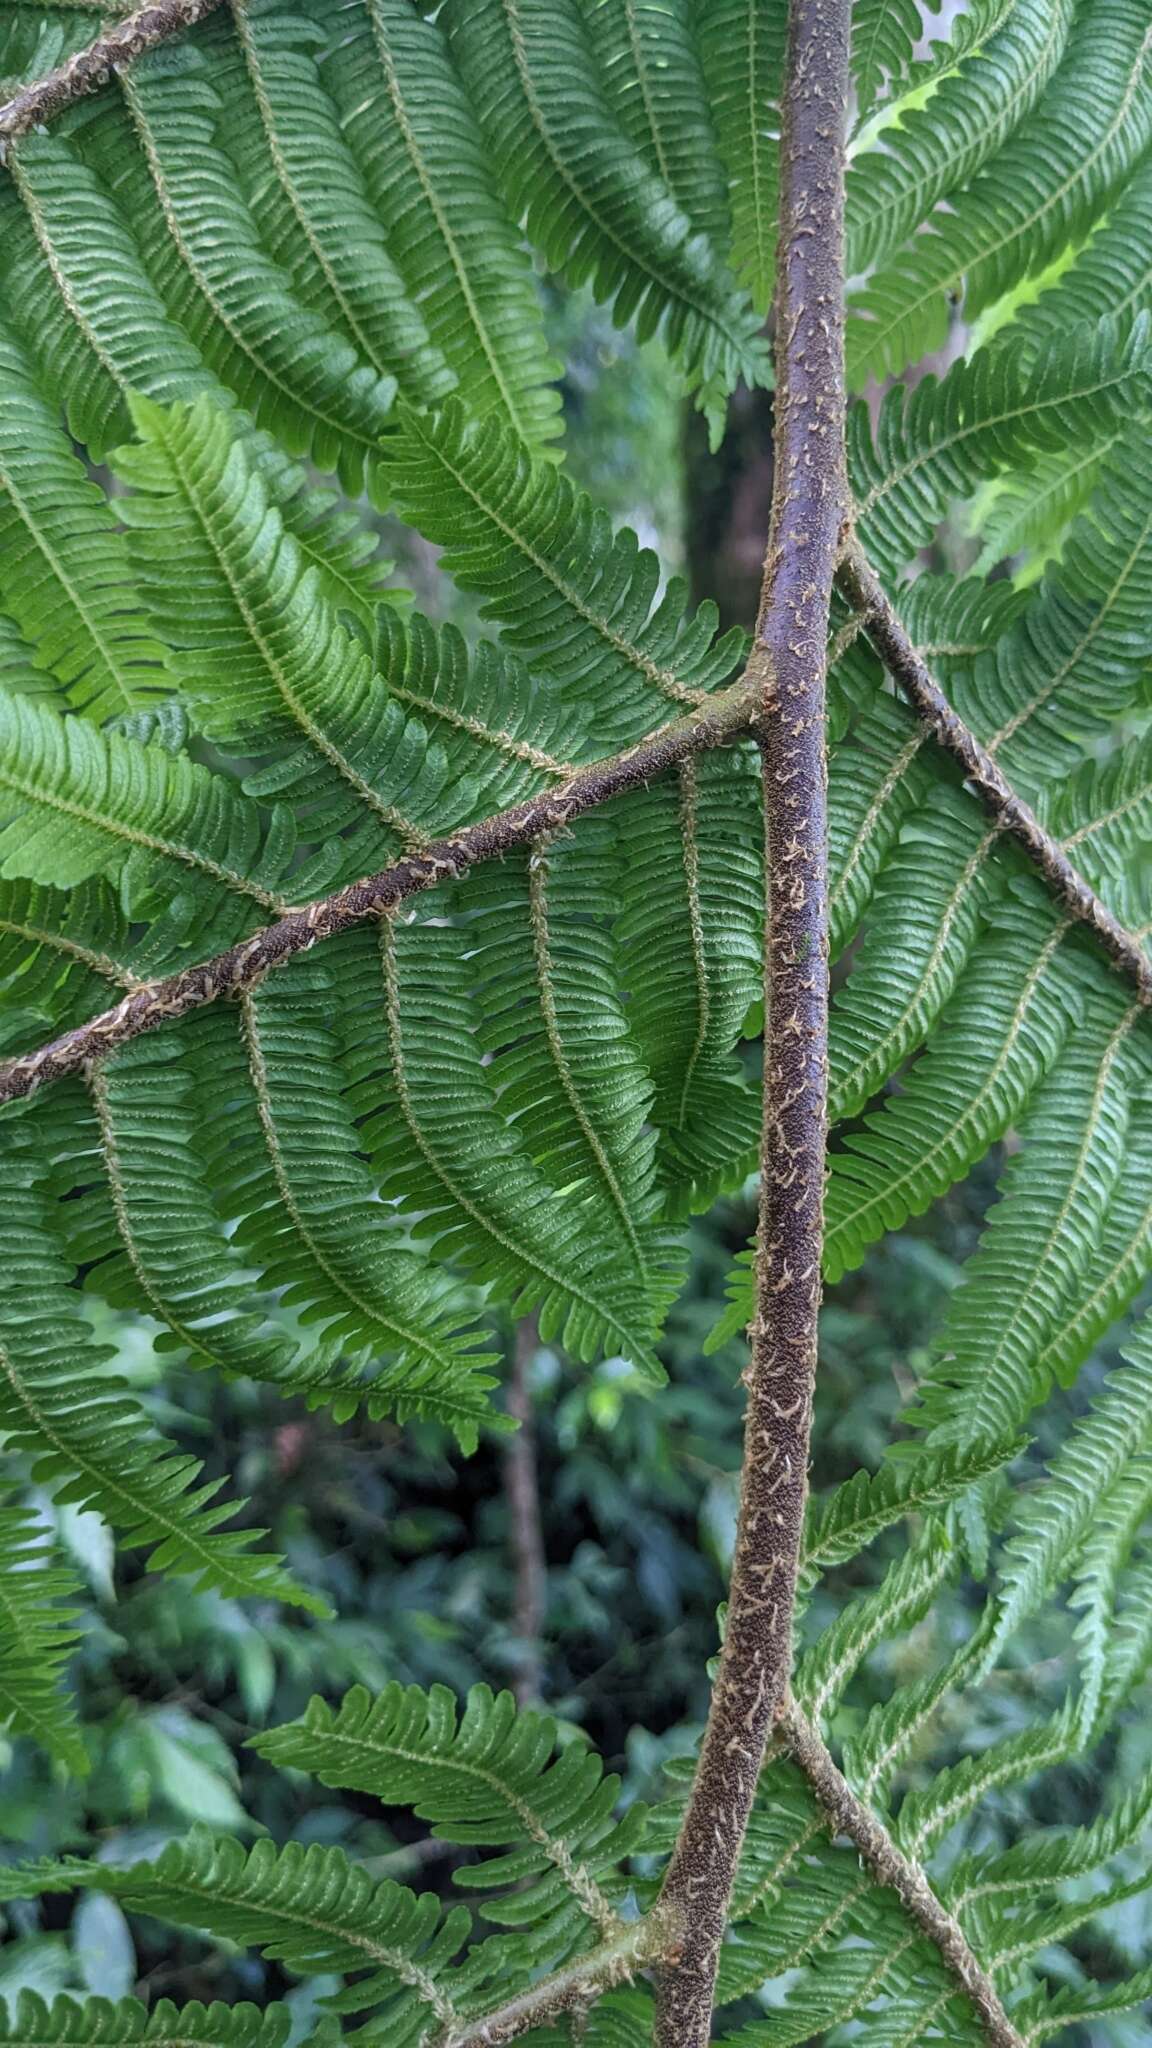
[111, 394, 445, 846]
[794, 1525, 957, 1727]
[1024, 1105, 1152, 1392]
[1013, 154, 1152, 345]
[384, 399, 748, 750]
[953, 423, 1152, 783]
[0, 1830, 477, 2039]
[465, 820, 678, 1311]
[825, 573, 1024, 960]
[847, 0, 1152, 384]
[0, 1505, 84, 1769]
[210, 0, 455, 411]
[255, 1681, 643, 1942]
[845, 0, 1072, 277]
[850, 315, 1152, 583]
[1013, 1961, 1152, 2041]
[320, 0, 563, 450]
[969, 435, 1108, 578]
[824, 890, 1081, 1280]
[0, 1995, 295, 2048]
[0, 684, 312, 941]
[580, 0, 729, 247]
[1068, 1449, 1152, 1741]
[986, 1328, 1152, 1672]
[948, 1763, 1152, 1902]
[0, 321, 164, 721]
[614, 754, 762, 1212]
[0, 131, 221, 462]
[828, 787, 1002, 1125]
[802, 1436, 1023, 1576]
[694, 0, 787, 309]
[185, 988, 504, 1451]
[0, 1165, 323, 1611]
[896, 1706, 1079, 1858]
[916, 984, 1145, 1448]
[849, 0, 1015, 122]
[442, 0, 770, 424]
[340, 915, 662, 1376]
[110, 49, 397, 500]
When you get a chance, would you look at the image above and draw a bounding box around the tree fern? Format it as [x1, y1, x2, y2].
[2, 1, 1152, 2041]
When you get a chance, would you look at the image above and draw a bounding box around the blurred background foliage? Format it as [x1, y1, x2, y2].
[0, 282, 1149, 2043]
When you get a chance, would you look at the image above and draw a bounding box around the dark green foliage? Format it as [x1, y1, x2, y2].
[2, 0, 1152, 2041]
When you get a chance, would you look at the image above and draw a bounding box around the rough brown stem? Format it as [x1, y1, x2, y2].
[782, 1706, 1027, 2048]
[0, 674, 761, 1108]
[0, 0, 224, 143]
[836, 540, 1152, 1003]
[651, 2, 850, 2040]
[505, 1314, 547, 1707]
[433, 1914, 671, 2048]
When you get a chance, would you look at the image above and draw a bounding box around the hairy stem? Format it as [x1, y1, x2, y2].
[651, 2, 850, 2040]
[0, 0, 225, 143]
[836, 540, 1152, 1003]
[782, 1706, 1027, 2048]
[435, 1913, 671, 2048]
[506, 1314, 547, 1707]
[0, 673, 761, 1107]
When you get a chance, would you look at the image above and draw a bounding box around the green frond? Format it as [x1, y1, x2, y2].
[953, 422, 1152, 783]
[0, 1996, 294, 2048]
[826, 575, 1024, 959]
[0, 1505, 85, 1769]
[824, 889, 1081, 1280]
[1014, 154, 1152, 345]
[986, 1329, 1152, 1672]
[802, 1436, 1024, 1576]
[846, 0, 1152, 384]
[339, 915, 663, 1376]
[850, 315, 1152, 583]
[185, 988, 505, 1451]
[826, 693, 932, 962]
[580, 0, 729, 247]
[948, 1763, 1152, 1901]
[0, 609, 54, 702]
[244, 427, 401, 629]
[111, 394, 444, 846]
[0, 1165, 323, 1612]
[845, 0, 1072, 277]
[849, 0, 1017, 122]
[842, 1617, 996, 1804]
[255, 1680, 643, 1942]
[320, 0, 563, 449]
[108, 48, 397, 501]
[694, 0, 787, 308]
[43, 1051, 304, 1381]
[969, 434, 1108, 578]
[794, 1524, 957, 1727]
[207, 1, 456, 411]
[828, 787, 1003, 1125]
[1013, 1961, 1152, 2041]
[1068, 1450, 1152, 1740]
[465, 819, 679, 1313]
[442, 0, 770, 425]
[613, 754, 762, 1212]
[0, 131, 222, 462]
[0, 683, 318, 944]
[0, 1830, 479, 2040]
[896, 1705, 1079, 1858]
[384, 399, 748, 750]
[915, 983, 1145, 1448]
[371, 605, 584, 812]
[0, 320, 164, 721]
